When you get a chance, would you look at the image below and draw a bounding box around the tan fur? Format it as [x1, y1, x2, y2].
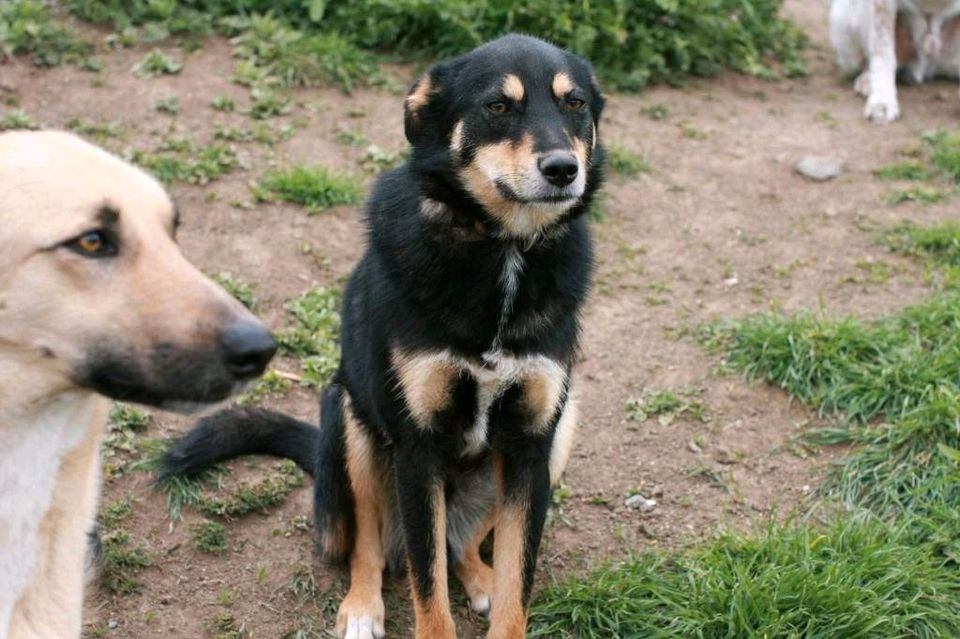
[454, 512, 495, 615]
[521, 364, 566, 434]
[406, 74, 433, 116]
[450, 120, 465, 154]
[391, 351, 461, 429]
[549, 396, 578, 484]
[410, 483, 456, 639]
[502, 74, 525, 101]
[551, 71, 574, 97]
[6, 399, 105, 639]
[337, 398, 387, 638]
[489, 456, 529, 639]
[0, 131, 261, 639]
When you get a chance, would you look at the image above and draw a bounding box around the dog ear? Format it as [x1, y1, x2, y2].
[404, 63, 452, 147]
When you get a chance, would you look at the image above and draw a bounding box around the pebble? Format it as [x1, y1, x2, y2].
[625, 494, 657, 512]
[108, 620, 119, 630]
[795, 155, 844, 181]
[688, 440, 703, 454]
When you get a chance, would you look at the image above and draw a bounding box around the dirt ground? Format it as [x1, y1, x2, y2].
[3, 1, 959, 636]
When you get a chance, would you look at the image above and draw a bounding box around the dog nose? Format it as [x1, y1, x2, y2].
[538, 152, 579, 187]
[219, 321, 277, 380]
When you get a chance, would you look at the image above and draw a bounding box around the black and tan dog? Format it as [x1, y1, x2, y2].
[0, 131, 276, 639]
[161, 34, 605, 639]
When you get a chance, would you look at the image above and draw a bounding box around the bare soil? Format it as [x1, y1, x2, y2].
[2, 1, 956, 636]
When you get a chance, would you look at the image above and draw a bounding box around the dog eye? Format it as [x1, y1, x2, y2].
[66, 230, 118, 258]
[486, 101, 510, 114]
[565, 98, 586, 111]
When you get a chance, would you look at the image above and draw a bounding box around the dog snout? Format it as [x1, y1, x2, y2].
[538, 151, 579, 188]
[218, 321, 277, 380]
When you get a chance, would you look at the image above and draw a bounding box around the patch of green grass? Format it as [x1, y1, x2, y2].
[236, 370, 292, 406]
[0, 108, 39, 131]
[851, 259, 901, 285]
[248, 86, 292, 119]
[884, 220, 960, 267]
[359, 145, 408, 174]
[277, 287, 342, 388]
[131, 140, 238, 185]
[530, 514, 960, 638]
[210, 272, 256, 309]
[154, 95, 180, 115]
[0, 0, 95, 68]
[254, 165, 361, 214]
[213, 122, 294, 146]
[66, 117, 124, 142]
[101, 403, 152, 475]
[230, 14, 382, 93]
[607, 144, 650, 177]
[102, 528, 154, 594]
[99, 498, 133, 531]
[886, 185, 945, 206]
[68, 0, 214, 41]
[205, 611, 247, 639]
[199, 460, 305, 519]
[625, 388, 709, 426]
[873, 160, 929, 181]
[211, 95, 236, 112]
[190, 520, 228, 555]
[928, 129, 960, 181]
[132, 48, 182, 78]
[334, 127, 367, 147]
[640, 103, 669, 120]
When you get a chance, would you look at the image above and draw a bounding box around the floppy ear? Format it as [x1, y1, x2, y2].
[586, 70, 606, 128]
[403, 63, 452, 148]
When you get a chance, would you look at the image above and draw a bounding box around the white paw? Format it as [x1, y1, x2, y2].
[864, 95, 900, 123]
[853, 71, 870, 97]
[340, 615, 385, 639]
[470, 592, 491, 616]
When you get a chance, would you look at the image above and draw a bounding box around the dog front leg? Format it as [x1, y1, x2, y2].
[865, 0, 901, 122]
[395, 437, 457, 639]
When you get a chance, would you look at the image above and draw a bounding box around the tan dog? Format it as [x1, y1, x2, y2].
[0, 131, 277, 638]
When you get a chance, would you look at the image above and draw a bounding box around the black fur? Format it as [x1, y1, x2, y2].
[160, 33, 604, 631]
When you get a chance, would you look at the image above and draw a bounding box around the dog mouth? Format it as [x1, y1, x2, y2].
[493, 180, 582, 206]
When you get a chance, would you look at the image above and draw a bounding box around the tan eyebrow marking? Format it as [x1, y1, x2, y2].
[502, 74, 525, 101]
[552, 72, 574, 97]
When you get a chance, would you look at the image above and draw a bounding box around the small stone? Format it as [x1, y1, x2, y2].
[688, 440, 703, 454]
[108, 620, 119, 630]
[795, 155, 844, 181]
[723, 276, 739, 286]
[714, 446, 739, 464]
[649, 484, 664, 498]
[625, 494, 657, 512]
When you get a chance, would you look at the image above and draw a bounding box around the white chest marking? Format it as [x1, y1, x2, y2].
[484, 246, 525, 365]
[0, 394, 93, 631]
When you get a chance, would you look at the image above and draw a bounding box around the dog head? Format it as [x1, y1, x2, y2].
[0, 131, 276, 411]
[405, 34, 605, 239]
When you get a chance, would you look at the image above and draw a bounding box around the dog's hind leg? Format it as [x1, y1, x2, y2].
[336, 403, 386, 639]
[453, 512, 495, 617]
[865, 0, 901, 122]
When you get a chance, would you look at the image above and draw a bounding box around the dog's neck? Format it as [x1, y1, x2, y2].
[0, 389, 102, 632]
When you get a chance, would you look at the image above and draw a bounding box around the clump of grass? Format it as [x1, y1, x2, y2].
[640, 103, 669, 120]
[98, 503, 155, 595]
[68, 0, 214, 41]
[132, 48, 182, 78]
[66, 117, 124, 142]
[236, 370, 292, 406]
[886, 185, 944, 205]
[883, 220, 960, 267]
[530, 514, 960, 638]
[101, 403, 151, 475]
[214, 122, 294, 146]
[211, 95, 236, 112]
[929, 129, 960, 181]
[873, 160, 929, 181]
[154, 95, 180, 115]
[205, 611, 247, 639]
[359, 145, 408, 173]
[334, 127, 367, 147]
[287, 567, 318, 602]
[190, 520, 228, 555]
[255, 165, 361, 214]
[625, 388, 709, 426]
[0, 0, 95, 68]
[277, 287, 342, 388]
[230, 14, 382, 93]
[210, 272, 256, 309]
[607, 144, 650, 177]
[248, 86, 292, 119]
[131, 140, 238, 185]
[0, 108, 39, 131]
[199, 460, 305, 519]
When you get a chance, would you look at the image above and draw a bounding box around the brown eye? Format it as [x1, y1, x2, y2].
[65, 230, 117, 258]
[565, 98, 585, 111]
[486, 101, 509, 114]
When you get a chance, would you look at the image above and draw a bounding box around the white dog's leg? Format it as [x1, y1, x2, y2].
[831, 0, 868, 75]
[865, 0, 901, 122]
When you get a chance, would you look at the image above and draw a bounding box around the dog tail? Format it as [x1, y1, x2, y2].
[158, 406, 321, 481]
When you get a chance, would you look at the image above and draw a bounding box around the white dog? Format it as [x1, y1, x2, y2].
[830, 0, 960, 122]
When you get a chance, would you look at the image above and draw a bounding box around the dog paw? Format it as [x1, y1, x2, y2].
[864, 95, 900, 123]
[462, 563, 494, 616]
[337, 596, 386, 639]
